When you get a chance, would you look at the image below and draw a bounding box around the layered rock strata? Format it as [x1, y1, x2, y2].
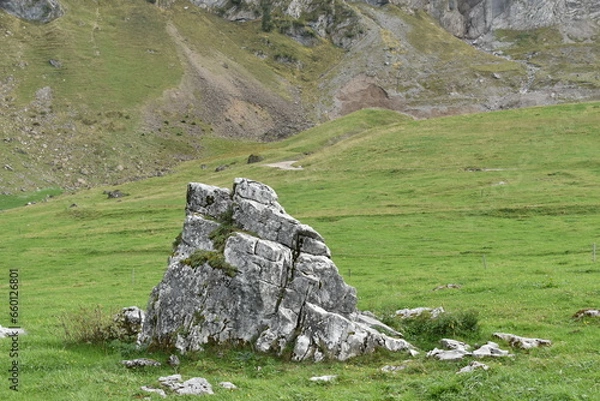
[139, 178, 415, 361]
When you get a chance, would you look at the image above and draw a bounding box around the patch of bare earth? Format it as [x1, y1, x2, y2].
[142, 22, 310, 141]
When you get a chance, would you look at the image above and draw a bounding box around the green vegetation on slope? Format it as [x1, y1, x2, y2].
[1, 104, 600, 399]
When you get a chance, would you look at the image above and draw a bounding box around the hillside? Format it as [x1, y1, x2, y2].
[1, 103, 600, 399]
[1, 0, 599, 196]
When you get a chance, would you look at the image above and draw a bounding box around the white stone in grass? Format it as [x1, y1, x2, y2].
[158, 374, 182, 387]
[427, 347, 472, 361]
[427, 338, 472, 360]
[457, 361, 489, 374]
[472, 341, 513, 358]
[395, 307, 445, 319]
[310, 375, 337, 382]
[440, 338, 471, 351]
[121, 358, 161, 368]
[493, 332, 552, 349]
[140, 386, 167, 398]
[175, 377, 214, 395]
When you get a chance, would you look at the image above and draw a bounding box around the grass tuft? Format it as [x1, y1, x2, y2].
[183, 249, 238, 277]
[391, 310, 481, 349]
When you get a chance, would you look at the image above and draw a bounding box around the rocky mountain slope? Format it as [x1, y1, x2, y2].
[1, 0, 598, 195]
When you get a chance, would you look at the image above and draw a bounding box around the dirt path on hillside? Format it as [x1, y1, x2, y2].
[264, 161, 304, 170]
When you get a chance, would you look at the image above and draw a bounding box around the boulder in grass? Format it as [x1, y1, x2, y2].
[139, 178, 417, 361]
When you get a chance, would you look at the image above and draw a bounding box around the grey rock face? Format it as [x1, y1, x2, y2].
[0, 0, 63, 23]
[140, 178, 415, 361]
[183, 0, 363, 48]
[390, 0, 600, 40]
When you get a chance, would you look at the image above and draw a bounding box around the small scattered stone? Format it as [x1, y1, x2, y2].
[396, 306, 445, 319]
[167, 354, 180, 367]
[432, 284, 461, 291]
[215, 164, 229, 172]
[140, 386, 166, 398]
[219, 381, 237, 390]
[121, 358, 161, 368]
[440, 338, 471, 351]
[309, 375, 337, 382]
[175, 377, 214, 396]
[457, 361, 489, 374]
[49, 59, 62, 68]
[428, 338, 514, 361]
[472, 341, 513, 358]
[427, 347, 471, 361]
[158, 374, 182, 387]
[104, 189, 129, 199]
[381, 360, 413, 373]
[493, 332, 551, 349]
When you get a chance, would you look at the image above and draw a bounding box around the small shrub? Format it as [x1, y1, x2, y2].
[59, 305, 121, 345]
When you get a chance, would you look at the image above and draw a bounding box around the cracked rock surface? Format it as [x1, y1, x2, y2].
[139, 178, 415, 361]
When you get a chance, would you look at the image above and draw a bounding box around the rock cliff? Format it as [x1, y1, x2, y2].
[0, 0, 63, 23]
[172, 0, 600, 45]
[139, 178, 416, 361]
[391, 0, 600, 40]
[185, 0, 363, 48]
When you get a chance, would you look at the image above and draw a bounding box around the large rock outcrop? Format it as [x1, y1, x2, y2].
[0, 0, 63, 23]
[139, 178, 415, 361]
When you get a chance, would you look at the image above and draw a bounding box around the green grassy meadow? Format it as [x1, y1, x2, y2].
[1, 104, 600, 399]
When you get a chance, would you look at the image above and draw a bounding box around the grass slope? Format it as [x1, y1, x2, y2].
[1, 104, 600, 399]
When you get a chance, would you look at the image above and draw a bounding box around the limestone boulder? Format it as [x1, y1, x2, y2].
[139, 178, 416, 361]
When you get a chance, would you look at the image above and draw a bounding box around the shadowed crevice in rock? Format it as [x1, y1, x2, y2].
[139, 178, 416, 361]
